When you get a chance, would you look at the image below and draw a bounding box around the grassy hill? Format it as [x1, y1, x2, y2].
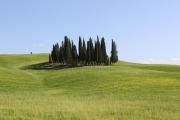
[0, 54, 179, 120]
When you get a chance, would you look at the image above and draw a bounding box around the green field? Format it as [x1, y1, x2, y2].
[0, 54, 179, 120]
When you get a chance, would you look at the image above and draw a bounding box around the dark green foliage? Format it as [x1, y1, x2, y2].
[78, 36, 83, 63]
[97, 37, 102, 64]
[110, 40, 118, 63]
[51, 43, 60, 63]
[72, 41, 78, 66]
[101, 37, 107, 64]
[82, 39, 86, 64]
[59, 41, 64, 64]
[63, 36, 68, 63]
[86, 40, 91, 65]
[94, 41, 98, 63]
[105, 56, 110, 65]
[49, 54, 53, 63]
[50, 36, 118, 66]
[64, 36, 72, 64]
[89, 37, 94, 64]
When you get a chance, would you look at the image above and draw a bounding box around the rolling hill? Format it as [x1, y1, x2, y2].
[0, 54, 179, 120]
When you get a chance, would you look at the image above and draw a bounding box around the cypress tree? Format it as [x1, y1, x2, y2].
[59, 41, 64, 64]
[55, 43, 60, 63]
[51, 43, 60, 63]
[86, 40, 91, 65]
[78, 36, 83, 63]
[51, 45, 55, 63]
[97, 36, 102, 64]
[101, 37, 107, 64]
[110, 40, 118, 63]
[94, 41, 98, 64]
[52, 45, 55, 63]
[64, 36, 72, 64]
[67, 39, 72, 64]
[110, 40, 114, 63]
[64, 36, 68, 63]
[82, 39, 87, 65]
[72, 43, 78, 66]
[89, 37, 94, 64]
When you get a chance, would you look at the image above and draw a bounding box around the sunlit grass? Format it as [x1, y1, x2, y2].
[0, 54, 179, 120]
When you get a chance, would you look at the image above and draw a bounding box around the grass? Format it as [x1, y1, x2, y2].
[0, 54, 179, 120]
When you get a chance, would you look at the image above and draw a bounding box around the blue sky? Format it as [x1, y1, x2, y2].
[0, 0, 180, 64]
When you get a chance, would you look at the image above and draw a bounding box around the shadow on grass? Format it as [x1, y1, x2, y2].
[22, 62, 79, 70]
[22, 61, 111, 70]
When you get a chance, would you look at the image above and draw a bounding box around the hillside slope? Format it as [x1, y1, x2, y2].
[0, 54, 179, 120]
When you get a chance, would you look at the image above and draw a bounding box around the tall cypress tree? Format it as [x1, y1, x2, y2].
[78, 36, 83, 63]
[114, 41, 118, 62]
[81, 39, 86, 65]
[89, 37, 94, 64]
[97, 36, 102, 64]
[51, 45, 55, 63]
[55, 43, 60, 63]
[94, 41, 98, 64]
[59, 41, 64, 64]
[86, 40, 92, 65]
[51, 43, 60, 63]
[72, 42, 78, 66]
[110, 40, 114, 63]
[64, 36, 68, 63]
[101, 37, 107, 64]
[64, 36, 72, 64]
[67, 39, 72, 64]
[110, 40, 118, 63]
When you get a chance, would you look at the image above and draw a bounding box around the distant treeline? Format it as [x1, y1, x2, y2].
[49, 36, 118, 66]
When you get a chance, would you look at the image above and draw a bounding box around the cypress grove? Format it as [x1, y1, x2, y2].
[49, 36, 118, 66]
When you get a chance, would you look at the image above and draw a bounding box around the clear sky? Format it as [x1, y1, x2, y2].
[0, 0, 180, 64]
